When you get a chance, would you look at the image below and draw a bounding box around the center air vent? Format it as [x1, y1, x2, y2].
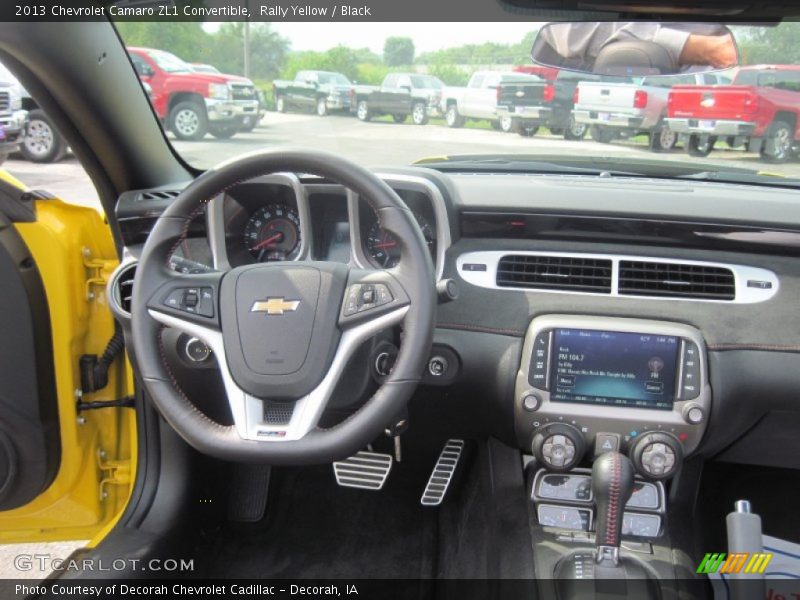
[112, 262, 137, 316]
[618, 260, 735, 300]
[496, 255, 612, 293]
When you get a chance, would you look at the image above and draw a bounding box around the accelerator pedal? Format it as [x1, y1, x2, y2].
[333, 450, 393, 490]
[421, 439, 465, 506]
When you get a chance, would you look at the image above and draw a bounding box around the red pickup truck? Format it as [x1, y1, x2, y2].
[666, 65, 800, 163]
[127, 47, 259, 141]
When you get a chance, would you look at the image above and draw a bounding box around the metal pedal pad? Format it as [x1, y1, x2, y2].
[421, 439, 465, 506]
[333, 451, 393, 490]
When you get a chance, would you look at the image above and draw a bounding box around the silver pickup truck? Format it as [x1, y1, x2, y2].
[572, 72, 731, 151]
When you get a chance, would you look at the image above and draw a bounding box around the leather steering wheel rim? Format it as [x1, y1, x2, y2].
[131, 149, 436, 464]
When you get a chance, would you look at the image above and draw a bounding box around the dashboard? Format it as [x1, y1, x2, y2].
[113, 167, 800, 475]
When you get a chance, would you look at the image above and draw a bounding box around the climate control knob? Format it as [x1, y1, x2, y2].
[531, 423, 586, 472]
[629, 432, 683, 480]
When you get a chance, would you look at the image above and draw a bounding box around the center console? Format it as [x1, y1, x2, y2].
[515, 315, 710, 478]
[515, 316, 711, 596]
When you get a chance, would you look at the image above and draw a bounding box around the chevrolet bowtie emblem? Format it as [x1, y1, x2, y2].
[250, 297, 300, 315]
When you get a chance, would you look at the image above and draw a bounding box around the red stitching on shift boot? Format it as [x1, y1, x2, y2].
[606, 454, 621, 546]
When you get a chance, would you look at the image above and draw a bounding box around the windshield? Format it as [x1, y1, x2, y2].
[114, 21, 800, 183]
[318, 72, 352, 85]
[145, 49, 192, 73]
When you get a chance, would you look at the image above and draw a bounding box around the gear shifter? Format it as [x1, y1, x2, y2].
[554, 452, 658, 598]
[592, 451, 635, 565]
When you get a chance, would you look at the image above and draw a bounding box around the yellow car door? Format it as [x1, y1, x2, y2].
[0, 170, 135, 547]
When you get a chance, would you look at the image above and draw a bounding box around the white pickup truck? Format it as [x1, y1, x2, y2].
[572, 72, 731, 151]
[440, 71, 543, 132]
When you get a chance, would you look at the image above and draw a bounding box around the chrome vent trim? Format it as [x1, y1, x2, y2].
[457, 251, 778, 304]
[497, 254, 612, 294]
[108, 260, 138, 318]
[618, 260, 735, 300]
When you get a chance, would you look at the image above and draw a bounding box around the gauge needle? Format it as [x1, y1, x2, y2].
[373, 237, 397, 250]
[251, 232, 284, 251]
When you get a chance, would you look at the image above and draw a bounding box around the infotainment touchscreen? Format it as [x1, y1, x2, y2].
[550, 329, 679, 410]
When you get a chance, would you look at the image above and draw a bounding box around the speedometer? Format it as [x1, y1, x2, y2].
[366, 211, 435, 269]
[243, 204, 302, 262]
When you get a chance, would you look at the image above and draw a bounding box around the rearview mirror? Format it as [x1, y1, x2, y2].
[531, 22, 739, 77]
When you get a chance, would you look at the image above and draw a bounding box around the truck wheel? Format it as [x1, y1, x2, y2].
[500, 117, 517, 133]
[392, 114, 407, 124]
[239, 115, 257, 132]
[563, 117, 588, 140]
[590, 125, 616, 144]
[446, 104, 465, 128]
[686, 134, 717, 157]
[517, 125, 539, 137]
[21, 109, 67, 163]
[169, 101, 208, 141]
[275, 95, 286, 113]
[411, 102, 429, 125]
[356, 100, 371, 122]
[650, 125, 677, 153]
[209, 124, 238, 139]
[316, 97, 328, 117]
[760, 120, 795, 163]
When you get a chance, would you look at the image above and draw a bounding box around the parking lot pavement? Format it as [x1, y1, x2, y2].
[5, 111, 800, 215]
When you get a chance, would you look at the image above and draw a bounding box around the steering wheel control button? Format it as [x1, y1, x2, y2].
[522, 392, 542, 412]
[428, 355, 448, 377]
[163, 286, 215, 318]
[529, 330, 552, 390]
[594, 433, 621, 456]
[344, 283, 396, 317]
[683, 403, 705, 425]
[185, 337, 211, 363]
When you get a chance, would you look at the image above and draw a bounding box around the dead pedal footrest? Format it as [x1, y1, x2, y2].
[333, 451, 393, 490]
[421, 439, 465, 506]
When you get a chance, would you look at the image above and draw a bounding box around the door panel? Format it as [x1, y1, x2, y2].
[0, 173, 136, 543]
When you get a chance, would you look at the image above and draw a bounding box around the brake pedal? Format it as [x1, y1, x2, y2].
[333, 451, 393, 490]
[421, 439, 465, 506]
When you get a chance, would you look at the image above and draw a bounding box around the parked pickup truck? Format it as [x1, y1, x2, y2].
[128, 47, 259, 141]
[0, 72, 26, 166]
[272, 70, 354, 116]
[496, 70, 596, 140]
[351, 73, 444, 125]
[440, 71, 544, 132]
[573, 72, 729, 152]
[666, 65, 800, 163]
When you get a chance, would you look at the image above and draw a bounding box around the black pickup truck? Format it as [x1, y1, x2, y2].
[272, 70, 354, 116]
[497, 70, 597, 140]
[351, 73, 444, 125]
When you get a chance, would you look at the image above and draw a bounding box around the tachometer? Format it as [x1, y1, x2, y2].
[366, 211, 435, 269]
[243, 204, 302, 262]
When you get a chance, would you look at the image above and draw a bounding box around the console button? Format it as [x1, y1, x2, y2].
[683, 403, 705, 425]
[529, 330, 551, 390]
[681, 341, 702, 400]
[522, 392, 542, 412]
[594, 433, 620, 456]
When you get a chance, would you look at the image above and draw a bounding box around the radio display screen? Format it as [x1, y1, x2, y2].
[550, 329, 679, 410]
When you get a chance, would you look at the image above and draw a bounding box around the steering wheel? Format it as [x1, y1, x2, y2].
[131, 150, 436, 464]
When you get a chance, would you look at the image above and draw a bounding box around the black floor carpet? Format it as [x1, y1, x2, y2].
[195, 438, 444, 581]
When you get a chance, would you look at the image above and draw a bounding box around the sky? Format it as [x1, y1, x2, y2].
[205, 22, 542, 54]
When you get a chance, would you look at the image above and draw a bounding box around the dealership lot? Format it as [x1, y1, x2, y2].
[6, 111, 800, 213]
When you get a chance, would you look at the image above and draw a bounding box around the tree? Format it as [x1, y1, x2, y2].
[115, 22, 208, 61]
[735, 23, 800, 65]
[384, 37, 415, 66]
[205, 23, 289, 80]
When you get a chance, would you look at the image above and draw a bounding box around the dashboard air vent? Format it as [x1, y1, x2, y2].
[618, 260, 735, 300]
[114, 263, 137, 314]
[496, 255, 612, 293]
[138, 190, 181, 202]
